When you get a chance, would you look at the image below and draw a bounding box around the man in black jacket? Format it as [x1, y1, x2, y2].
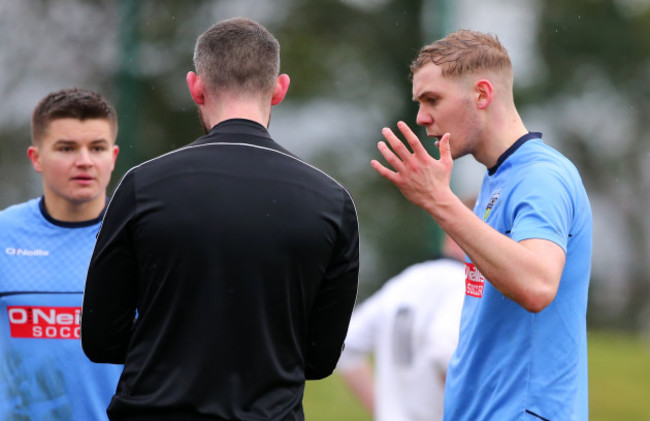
[81, 17, 359, 421]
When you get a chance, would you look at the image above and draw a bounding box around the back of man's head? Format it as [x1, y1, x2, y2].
[31, 88, 118, 145]
[193, 17, 280, 99]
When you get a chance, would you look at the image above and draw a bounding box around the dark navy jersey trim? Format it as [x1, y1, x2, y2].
[526, 409, 551, 421]
[0, 291, 83, 298]
[488, 132, 542, 176]
[39, 196, 106, 228]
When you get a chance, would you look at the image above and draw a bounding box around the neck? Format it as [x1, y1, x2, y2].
[43, 193, 106, 222]
[201, 94, 271, 130]
[475, 106, 528, 168]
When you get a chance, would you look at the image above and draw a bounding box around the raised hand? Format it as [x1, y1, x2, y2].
[370, 121, 453, 214]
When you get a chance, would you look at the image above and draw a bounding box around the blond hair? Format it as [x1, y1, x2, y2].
[410, 29, 511, 78]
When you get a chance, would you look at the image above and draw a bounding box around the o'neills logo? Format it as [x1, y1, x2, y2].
[5, 248, 49, 256]
[465, 263, 485, 298]
[7, 306, 80, 339]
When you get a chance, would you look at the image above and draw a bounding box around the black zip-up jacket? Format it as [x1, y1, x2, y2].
[81, 119, 360, 421]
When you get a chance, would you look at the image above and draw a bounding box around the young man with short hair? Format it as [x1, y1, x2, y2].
[0, 88, 121, 420]
[373, 30, 592, 420]
[82, 18, 359, 421]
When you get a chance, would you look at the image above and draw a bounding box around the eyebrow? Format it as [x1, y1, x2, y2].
[53, 138, 110, 145]
[412, 91, 437, 102]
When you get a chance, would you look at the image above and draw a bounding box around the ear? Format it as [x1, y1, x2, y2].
[271, 74, 290, 106]
[27, 146, 43, 173]
[475, 79, 494, 110]
[186, 71, 205, 105]
[110, 145, 120, 171]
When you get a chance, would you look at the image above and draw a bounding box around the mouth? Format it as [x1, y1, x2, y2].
[71, 175, 95, 185]
[425, 129, 441, 139]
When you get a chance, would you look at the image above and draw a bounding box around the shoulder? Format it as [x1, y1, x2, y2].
[518, 140, 581, 178]
[505, 140, 586, 202]
[0, 198, 40, 224]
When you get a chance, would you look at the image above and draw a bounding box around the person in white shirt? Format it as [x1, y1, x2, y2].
[336, 201, 472, 421]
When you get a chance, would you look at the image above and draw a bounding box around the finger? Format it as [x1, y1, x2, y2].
[396, 121, 429, 156]
[381, 127, 413, 160]
[370, 159, 399, 183]
[376, 141, 405, 173]
[438, 133, 452, 163]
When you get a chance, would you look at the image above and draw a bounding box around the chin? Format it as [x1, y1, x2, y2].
[69, 191, 102, 204]
[450, 149, 470, 160]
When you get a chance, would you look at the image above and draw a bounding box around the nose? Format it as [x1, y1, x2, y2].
[75, 148, 93, 166]
[415, 105, 432, 126]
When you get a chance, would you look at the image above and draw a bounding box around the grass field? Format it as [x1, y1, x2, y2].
[303, 330, 650, 420]
[588, 330, 650, 421]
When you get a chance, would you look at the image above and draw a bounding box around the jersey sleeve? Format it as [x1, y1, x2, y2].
[304, 191, 360, 380]
[508, 165, 575, 252]
[81, 171, 139, 364]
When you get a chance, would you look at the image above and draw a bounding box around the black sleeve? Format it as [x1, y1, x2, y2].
[81, 171, 139, 364]
[304, 191, 360, 380]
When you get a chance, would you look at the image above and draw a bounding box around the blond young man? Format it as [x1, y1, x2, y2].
[372, 30, 592, 420]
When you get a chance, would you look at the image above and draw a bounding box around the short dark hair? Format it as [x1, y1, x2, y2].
[411, 29, 511, 78]
[193, 17, 280, 97]
[31, 88, 118, 144]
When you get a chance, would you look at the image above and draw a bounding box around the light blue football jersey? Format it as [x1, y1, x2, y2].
[0, 197, 122, 420]
[444, 136, 592, 421]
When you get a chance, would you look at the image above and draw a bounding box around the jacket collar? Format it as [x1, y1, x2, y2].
[190, 119, 293, 156]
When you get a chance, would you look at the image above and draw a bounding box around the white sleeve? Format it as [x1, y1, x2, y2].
[336, 289, 385, 371]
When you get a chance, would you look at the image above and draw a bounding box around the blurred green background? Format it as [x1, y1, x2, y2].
[303, 331, 650, 420]
[1, 0, 649, 418]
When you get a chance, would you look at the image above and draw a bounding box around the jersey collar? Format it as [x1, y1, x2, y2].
[191, 118, 294, 157]
[487, 132, 542, 176]
[39, 197, 105, 228]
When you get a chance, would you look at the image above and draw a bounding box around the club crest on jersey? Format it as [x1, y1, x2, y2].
[483, 189, 501, 221]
